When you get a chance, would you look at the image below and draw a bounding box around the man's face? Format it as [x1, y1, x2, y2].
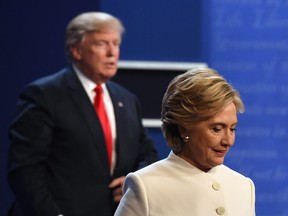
[70, 31, 121, 83]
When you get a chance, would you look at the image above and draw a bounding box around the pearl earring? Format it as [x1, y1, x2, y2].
[183, 135, 189, 142]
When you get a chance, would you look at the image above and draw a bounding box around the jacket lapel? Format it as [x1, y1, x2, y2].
[65, 68, 110, 175]
[106, 82, 127, 174]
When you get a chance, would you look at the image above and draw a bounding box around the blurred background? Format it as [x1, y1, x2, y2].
[1, 0, 288, 215]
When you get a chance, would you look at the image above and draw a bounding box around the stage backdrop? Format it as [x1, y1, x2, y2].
[1, 0, 288, 215]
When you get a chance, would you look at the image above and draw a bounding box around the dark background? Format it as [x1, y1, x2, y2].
[1, 0, 288, 215]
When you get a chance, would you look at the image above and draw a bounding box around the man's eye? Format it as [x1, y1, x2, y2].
[230, 128, 237, 133]
[113, 41, 120, 46]
[95, 41, 106, 46]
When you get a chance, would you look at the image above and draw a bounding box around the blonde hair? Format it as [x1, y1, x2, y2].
[65, 12, 125, 61]
[161, 67, 244, 151]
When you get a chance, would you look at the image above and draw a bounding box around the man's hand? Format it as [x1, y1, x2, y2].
[109, 176, 125, 202]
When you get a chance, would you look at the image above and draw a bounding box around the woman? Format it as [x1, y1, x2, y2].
[115, 68, 256, 216]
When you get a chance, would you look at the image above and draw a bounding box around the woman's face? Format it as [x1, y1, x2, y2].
[179, 102, 238, 172]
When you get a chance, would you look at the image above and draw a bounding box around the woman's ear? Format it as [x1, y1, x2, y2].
[177, 125, 187, 137]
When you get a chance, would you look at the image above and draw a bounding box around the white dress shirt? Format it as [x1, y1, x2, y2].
[73, 65, 117, 174]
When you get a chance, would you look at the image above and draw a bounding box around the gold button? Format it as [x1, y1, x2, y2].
[212, 182, 221, 191]
[216, 206, 225, 215]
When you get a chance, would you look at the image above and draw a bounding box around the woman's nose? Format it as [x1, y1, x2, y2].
[221, 130, 235, 146]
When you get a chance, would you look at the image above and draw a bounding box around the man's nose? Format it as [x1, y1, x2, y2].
[106, 43, 117, 56]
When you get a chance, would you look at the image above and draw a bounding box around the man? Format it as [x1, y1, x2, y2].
[7, 12, 158, 216]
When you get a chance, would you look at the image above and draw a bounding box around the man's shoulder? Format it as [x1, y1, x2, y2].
[20, 67, 74, 98]
[32, 67, 72, 86]
[107, 80, 136, 98]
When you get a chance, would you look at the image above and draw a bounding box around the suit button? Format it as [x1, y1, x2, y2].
[212, 182, 221, 191]
[216, 206, 225, 215]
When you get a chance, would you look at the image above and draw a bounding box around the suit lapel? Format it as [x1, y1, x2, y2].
[106, 82, 128, 174]
[65, 68, 110, 175]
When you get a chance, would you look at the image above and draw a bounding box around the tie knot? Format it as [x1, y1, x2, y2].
[94, 85, 103, 94]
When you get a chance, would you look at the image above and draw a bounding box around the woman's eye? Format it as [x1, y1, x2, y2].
[212, 127, 222, 133]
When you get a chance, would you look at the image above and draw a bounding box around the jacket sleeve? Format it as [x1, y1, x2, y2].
[248, 178, 256, 216]
[114, 173, 148, 216]
[7, 83, 62, 216]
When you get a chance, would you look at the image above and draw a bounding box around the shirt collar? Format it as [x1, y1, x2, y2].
[73, 64, 96, 93]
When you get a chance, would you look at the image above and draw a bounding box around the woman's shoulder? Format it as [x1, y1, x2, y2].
[215, 164, 254, 185]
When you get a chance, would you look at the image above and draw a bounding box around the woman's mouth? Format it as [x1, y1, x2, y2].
[212, 149, 227, 157]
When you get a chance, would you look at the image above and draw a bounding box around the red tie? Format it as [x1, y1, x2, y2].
[94, 85, 112, 168]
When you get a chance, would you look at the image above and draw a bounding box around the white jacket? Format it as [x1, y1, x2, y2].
[115, 151, 255, 216]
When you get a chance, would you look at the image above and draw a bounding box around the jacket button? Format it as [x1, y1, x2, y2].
[216, 206, 225, 215]
[212, 182, 221, 191]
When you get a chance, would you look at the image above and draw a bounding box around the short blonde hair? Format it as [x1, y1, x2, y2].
[161, 67, 244, 151]
[65, 12, 125, 61]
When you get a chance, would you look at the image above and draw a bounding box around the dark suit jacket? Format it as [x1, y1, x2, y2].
[7, 67, 158, 216]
